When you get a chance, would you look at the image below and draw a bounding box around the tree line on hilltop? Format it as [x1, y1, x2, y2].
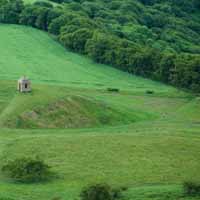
[0, 0, 200, 92]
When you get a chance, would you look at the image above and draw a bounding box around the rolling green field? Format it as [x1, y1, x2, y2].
[0, 24, 199, 200]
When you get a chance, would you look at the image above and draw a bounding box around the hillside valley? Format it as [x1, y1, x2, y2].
[0, 24, 198, 200]
[0, 0, 199, 199]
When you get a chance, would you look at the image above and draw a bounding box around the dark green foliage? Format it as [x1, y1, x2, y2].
[0, 0, 24, 23]
[146, 90, 154, 94]
[60, 28, 93, 52]
[111, 188, 123, 199]
[49, 0, 63, 3]
[0, 0, 200, 92]
[46, 8, 63, 27]
[33, 1, 53, 8]
[48, 13, 76, 35]
[183, 181, 200, 196]
[80, 184, 112, 200]
[85, 32, 116, 64]
[155, 53, 176, 83]
[80, 184, 122, 200]
[171, 54, 200, 92]
[35, 7, 50, 30]
[2, 157, 52, 183]
[107, 88, 120, 92]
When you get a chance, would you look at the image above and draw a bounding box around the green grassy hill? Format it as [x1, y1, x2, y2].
[0, 24, 174, 92]
[0, 24, 199, 200]
[0, 81, 144, 129]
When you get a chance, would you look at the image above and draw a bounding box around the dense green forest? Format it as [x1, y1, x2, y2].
[0, 0, 200, 92]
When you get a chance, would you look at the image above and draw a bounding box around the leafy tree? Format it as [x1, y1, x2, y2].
[48, 13, 76, 35]
[35, 7, 50, 30]
[19, 5, 38, 27]
[60, 28, 93, 52]
[0, 0, 24, 23]
[132, 48, 162, 77]
[46, 8, 63, 26]
[155, 53, 177, 83]
[85, 32, 117, 63]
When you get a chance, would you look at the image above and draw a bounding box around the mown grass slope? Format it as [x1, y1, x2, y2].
[0, 25, 199, 200]
[0, 24, 176, 93]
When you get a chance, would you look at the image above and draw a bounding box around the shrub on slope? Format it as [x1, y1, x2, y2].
[80, 184, 122, 200]
[2, 157, 52, 183]
[184, 181, 200, 196]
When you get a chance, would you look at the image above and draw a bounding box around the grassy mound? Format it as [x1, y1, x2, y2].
[5, 95, 139, 129]
[0, 81, 147, 129]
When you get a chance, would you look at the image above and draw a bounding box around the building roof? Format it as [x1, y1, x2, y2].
[18, 76, 30, 82]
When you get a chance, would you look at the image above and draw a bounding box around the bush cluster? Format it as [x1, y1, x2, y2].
[183, 181, 200, 196]
[0, 0, 200, 92]
[2, 157, 52, 183]
[107, 88, 120, 93]
[80, 184, 122, 200]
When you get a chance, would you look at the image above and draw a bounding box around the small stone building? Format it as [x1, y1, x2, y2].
[17, 76, 31, 92]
